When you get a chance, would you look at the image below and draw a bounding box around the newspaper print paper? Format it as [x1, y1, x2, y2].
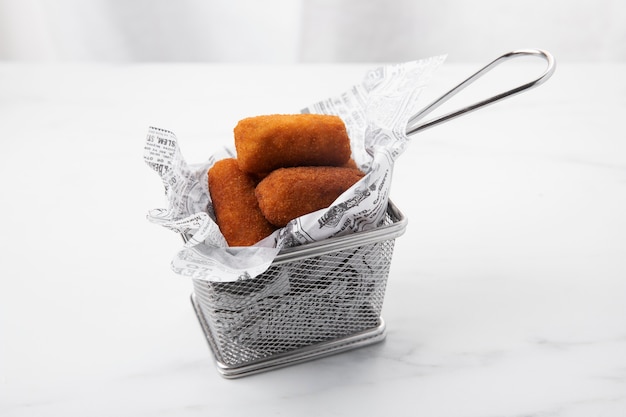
[145, 56, 445, 282]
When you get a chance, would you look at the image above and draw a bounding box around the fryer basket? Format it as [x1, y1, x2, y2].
[184, 49, 556, 378]
[190, 201, 407, 378]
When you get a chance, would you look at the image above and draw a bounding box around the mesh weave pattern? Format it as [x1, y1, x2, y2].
[192, 215, 397, 368]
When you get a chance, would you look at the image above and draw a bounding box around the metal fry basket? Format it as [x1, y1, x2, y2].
[187, 49, 555, 378]
[191, 201, 406, 378]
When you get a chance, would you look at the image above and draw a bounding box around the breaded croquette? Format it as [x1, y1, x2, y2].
[208, 158, 277, 246]
[255, 166, 364, 227]
[234, 114, 352, 174]
[342, 158, 359, 170]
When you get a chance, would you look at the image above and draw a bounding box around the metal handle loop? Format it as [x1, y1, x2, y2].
[406, 49, 556, 136]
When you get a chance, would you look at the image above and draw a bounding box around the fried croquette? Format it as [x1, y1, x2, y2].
[234, 114, 352, 174]
[208, 158, 277, 246]
[342, 158, 359, 170]
[255, 166, 365, 227]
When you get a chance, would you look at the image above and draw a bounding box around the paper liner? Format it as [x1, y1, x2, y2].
[144, 56, 445, 281]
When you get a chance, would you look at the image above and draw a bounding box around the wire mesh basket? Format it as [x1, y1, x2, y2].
[185, 49, 556, 378]
[190, 201, 407, 378]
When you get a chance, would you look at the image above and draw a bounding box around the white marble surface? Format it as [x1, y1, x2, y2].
[1, 58, 625, 416]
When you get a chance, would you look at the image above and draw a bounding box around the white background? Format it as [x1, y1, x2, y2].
[1, 0, 624, 63]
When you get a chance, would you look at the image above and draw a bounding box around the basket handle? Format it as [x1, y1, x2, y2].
[405, 49, 556, 136]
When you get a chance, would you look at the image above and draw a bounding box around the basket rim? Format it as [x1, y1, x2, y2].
[271, 199, 407, 265]
[182, 200, 407, 265]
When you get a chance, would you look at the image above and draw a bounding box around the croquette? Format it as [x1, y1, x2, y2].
[234, 114, 352, 174]
[208, 158, 277, 246]
[255, 166, 364, 227]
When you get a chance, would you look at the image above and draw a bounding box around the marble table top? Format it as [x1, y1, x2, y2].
[1, 57, 625, 416]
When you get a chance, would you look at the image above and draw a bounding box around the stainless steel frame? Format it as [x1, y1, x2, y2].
[189, 49, 556, 378]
